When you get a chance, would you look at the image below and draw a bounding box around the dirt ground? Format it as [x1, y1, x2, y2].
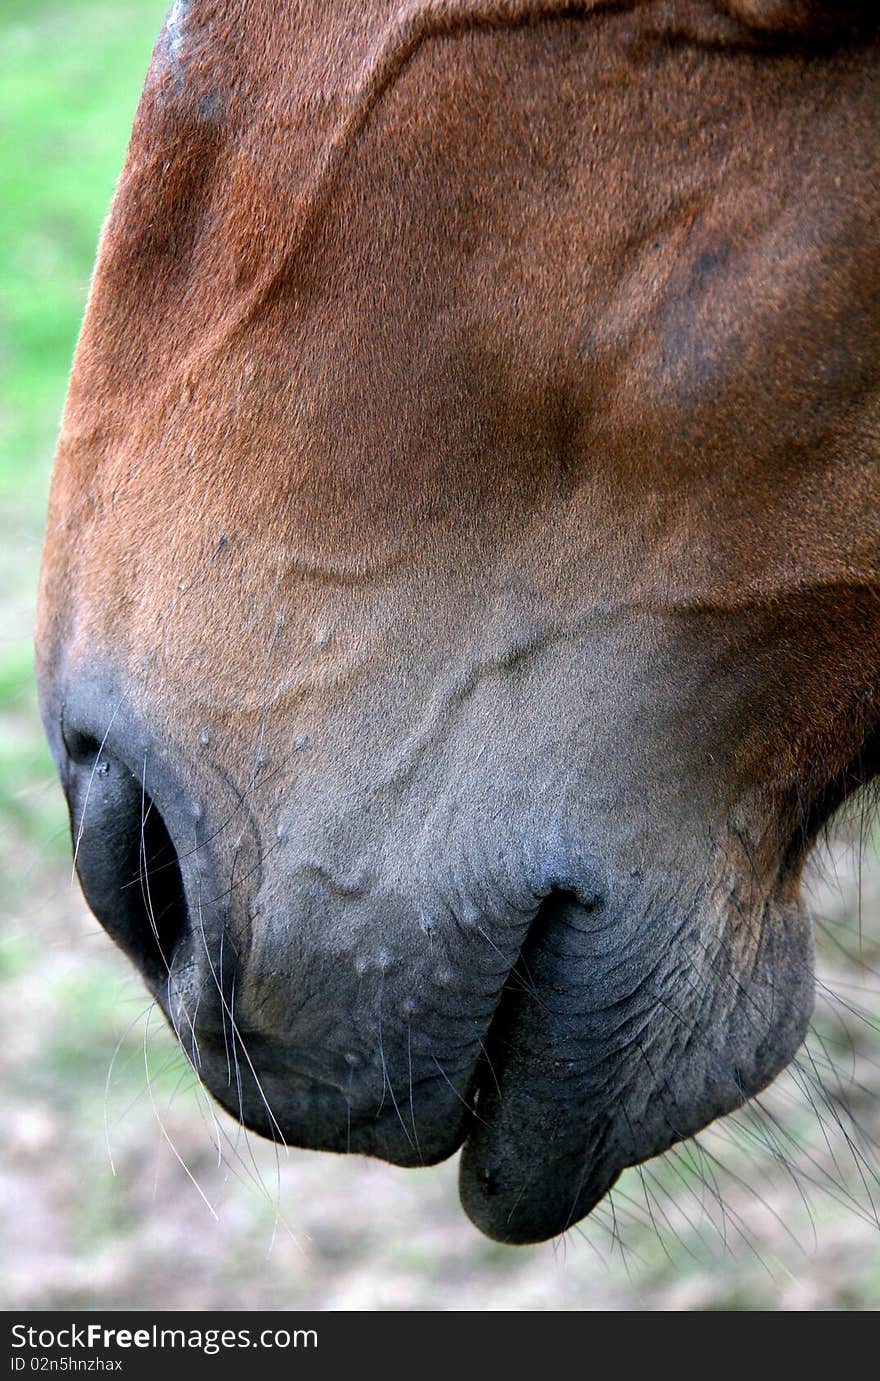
[2, 814, 879, 1311]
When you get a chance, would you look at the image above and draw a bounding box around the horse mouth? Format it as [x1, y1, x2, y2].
[166, 887, 696, 1245]
[135, 868, 810, 1244]
[152, 885, 626, 1242]
[58, 710, 814, 1245]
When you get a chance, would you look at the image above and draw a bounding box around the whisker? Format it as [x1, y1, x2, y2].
[142, 1002, 218, 1221]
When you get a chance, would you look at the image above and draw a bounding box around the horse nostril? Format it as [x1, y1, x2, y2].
[61, 732, 188, 988]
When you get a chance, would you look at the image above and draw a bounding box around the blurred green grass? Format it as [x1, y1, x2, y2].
[0, 0, 168, 505]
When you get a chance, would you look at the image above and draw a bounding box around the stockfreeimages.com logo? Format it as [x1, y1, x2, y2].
[10, 1324, 316, 1360]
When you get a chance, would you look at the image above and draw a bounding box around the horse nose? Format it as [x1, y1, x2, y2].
[60, 726, 189, 989]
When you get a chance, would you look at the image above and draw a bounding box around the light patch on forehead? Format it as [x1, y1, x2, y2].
[165, 0, 191, 61]
[155, 0, 216, 101]
[151, 0, 226, 121]
[159, 0, 195, 84]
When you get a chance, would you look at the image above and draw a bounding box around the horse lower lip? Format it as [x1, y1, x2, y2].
[196, 1047, 473, 1167]
[167, 894, 588, 1188]
[449, 897, 594, 1241]
[190, 1029, 356, 1095]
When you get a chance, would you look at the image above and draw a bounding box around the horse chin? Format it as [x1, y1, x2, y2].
[456, 887, 815, 1243]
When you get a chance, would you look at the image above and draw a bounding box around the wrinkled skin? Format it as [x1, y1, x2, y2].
[36, 0, 880, 1242]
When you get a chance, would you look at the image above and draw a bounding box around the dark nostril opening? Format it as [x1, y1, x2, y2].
[62, 732, 189, 989]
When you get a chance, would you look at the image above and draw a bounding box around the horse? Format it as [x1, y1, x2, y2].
[35, 0, 880, 1243]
